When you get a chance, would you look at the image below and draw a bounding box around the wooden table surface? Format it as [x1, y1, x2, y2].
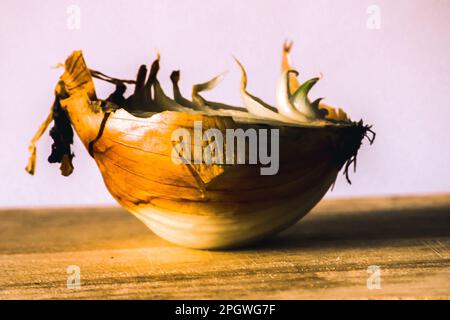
[1, 194, 449, 299]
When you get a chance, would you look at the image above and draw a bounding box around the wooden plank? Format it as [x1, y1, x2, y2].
[0, 194, 449, 299]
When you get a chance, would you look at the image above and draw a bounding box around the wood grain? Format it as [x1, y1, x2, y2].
[1, 194, 449, 299]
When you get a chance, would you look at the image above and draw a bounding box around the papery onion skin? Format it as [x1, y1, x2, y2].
[26, 47, 373, 249]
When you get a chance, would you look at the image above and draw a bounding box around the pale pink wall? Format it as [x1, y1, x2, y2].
[1, 0, 449, 207]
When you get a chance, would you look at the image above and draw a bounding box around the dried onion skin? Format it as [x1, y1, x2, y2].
[26, 45, 374, 249]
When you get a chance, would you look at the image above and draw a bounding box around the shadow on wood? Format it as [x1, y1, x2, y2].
[245, 196, 450, 251]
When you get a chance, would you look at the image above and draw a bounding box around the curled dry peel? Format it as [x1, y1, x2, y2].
[26, 42, 374, 249]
